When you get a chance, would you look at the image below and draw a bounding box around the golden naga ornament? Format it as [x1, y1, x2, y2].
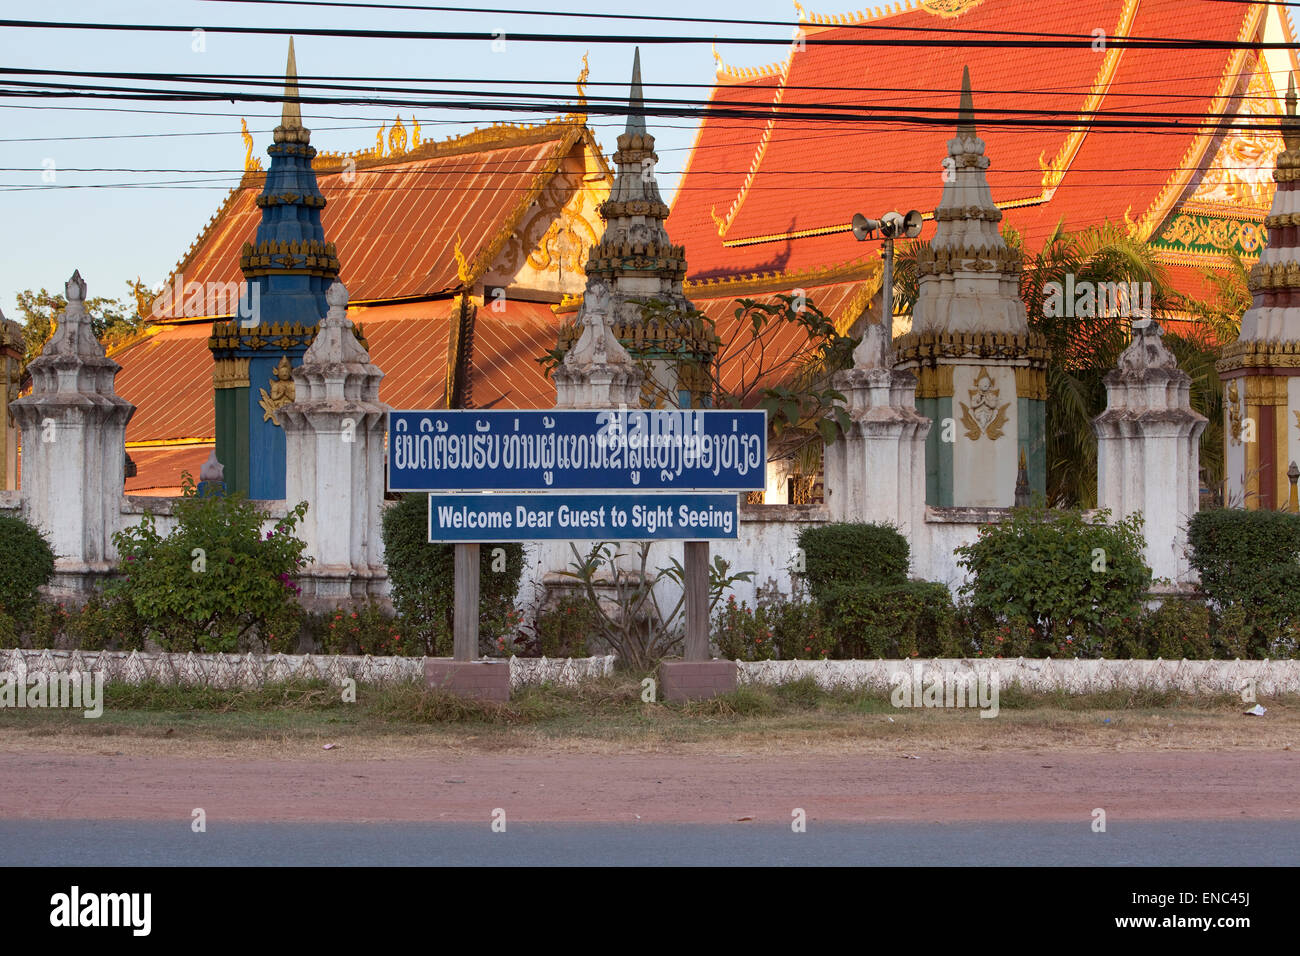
[959, 367, 1010, 440]
[576, 51, 590, 109]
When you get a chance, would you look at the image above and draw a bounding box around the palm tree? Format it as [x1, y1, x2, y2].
[1166, 252, 1251, 502]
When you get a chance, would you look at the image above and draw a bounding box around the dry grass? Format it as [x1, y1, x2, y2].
[0, 676, 1295, 759]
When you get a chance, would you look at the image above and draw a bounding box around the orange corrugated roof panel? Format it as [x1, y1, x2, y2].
[124, 444, 215, 496]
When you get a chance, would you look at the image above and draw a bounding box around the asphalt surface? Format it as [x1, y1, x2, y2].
[3, 819, 1297, 866]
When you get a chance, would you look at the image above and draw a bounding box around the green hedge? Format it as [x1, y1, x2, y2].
[955, 506, 1150, 653]
[0, 514, 55, 623]
[820, 580, 960, 658]
[110, 485, 307, 653]
[1187, 509, 1300, 655]
[797, 522, 909, 600]
[381, 493, 523, 656]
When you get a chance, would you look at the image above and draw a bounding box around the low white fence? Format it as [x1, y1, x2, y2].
[738, 657, 1300, 695]
[0, 649, 615, 691]
[4, 650, 1297, 696]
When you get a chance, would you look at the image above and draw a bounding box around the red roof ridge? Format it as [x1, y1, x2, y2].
[1127, 1, 1268, 243]
[795, 0, 961, 32]
[557, 256, 881, 314]
[713, 39, 791, 84]
[685, 255, 879, 296]
[105, 325, 167, 360]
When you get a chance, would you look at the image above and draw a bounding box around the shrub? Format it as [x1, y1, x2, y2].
[110, 478, 309, 653]
[490, 617, 527, 659]
[67, 591, 144, 652]
[955, 507, 1150, 654]
[1213, 604, 1254, 659]
[769, 595, 835, 660]
[713, 595, 777, 661]
[797, 522, 908, 601]
[535, 597, 598, 658]
[26, 601, 71, 649]
[320, 603, 411, 656]
[0, 611, 17, 649]
[821, 580, 959, 658]
[1142, 597, 1213, 660]
[0, 514, 55, 623]
[1187, 509, 1300, 655]
[974, 616, 1036, 658]
[381, 494, 524, 656]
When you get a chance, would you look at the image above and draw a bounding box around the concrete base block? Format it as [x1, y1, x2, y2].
[658, 659, 738, 702]
[424, 659, 511, 702]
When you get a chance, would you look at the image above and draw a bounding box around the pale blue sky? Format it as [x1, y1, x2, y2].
[1, 0, 810, 317]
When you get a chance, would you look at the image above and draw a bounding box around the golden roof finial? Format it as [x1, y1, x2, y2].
[375, 121, 386, 158]
[453, 235, 472, 285]
[281, 37, 302, 130]
[576, 51, 590, 109]
[411, 115, 422, 149]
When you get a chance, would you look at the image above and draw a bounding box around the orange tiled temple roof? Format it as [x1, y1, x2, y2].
[673, 0, 1297, 284]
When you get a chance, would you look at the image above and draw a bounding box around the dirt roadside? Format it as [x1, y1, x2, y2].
[1, 748, 1295, 825]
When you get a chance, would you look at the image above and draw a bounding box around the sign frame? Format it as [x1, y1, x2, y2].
[386, 408, 767, 494]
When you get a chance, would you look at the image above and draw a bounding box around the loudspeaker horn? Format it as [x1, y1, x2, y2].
[851, 213, 878, 241]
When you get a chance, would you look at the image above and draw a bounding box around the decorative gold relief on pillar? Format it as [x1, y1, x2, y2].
[959, 367, 1010, 440]
[258, 355, 295, 425]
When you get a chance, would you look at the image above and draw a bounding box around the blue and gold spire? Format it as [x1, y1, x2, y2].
[210, 38, 341, 499]
[241, 36, 339, 324]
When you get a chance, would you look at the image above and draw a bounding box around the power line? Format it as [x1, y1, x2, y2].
[3, 65, 1291, 105]
[187, 0, 1300, 42]
[1, 78, 1288, 132]
[1, 18, 1295, 50]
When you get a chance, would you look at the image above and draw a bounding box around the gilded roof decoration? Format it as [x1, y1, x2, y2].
[576, 51, 590, 110]
[241, 118, 262, 172]
[794, 1, 987, 29]
[1184, 66, 1284, 211]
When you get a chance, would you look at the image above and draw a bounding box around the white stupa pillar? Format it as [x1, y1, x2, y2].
[1093, 320, 1206, 583]
[281, 281, 390, 609]
[554, 281, 644, 409]
[9, 271, 135, 596]
[823, 322, 932, 568]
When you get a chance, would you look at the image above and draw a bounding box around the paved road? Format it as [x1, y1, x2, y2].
[2, 819, 1297, 866]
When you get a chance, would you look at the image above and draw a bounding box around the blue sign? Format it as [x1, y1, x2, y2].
[389, 409, 766, 492]
[427, 494, 740, 543]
